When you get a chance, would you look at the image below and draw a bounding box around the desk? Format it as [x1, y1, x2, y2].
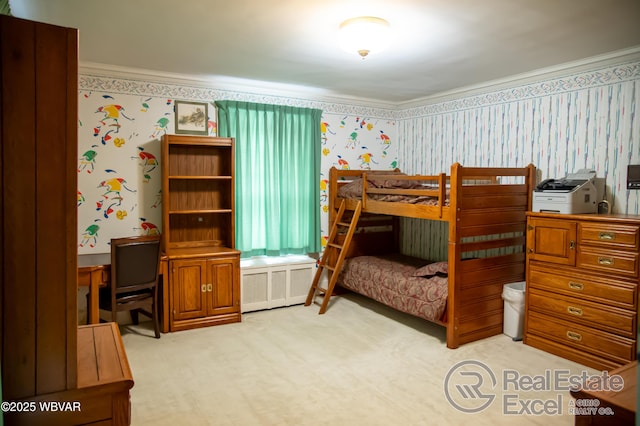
[78, 253, 111, 324]
[570, 361, 636, 425]
[78, 254, 169, 331]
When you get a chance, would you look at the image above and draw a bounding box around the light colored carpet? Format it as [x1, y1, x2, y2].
[120, 293, 599, 426]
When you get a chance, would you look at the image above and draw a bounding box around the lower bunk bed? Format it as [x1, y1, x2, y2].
[338, 254, 449, 325]
[325, 162, 537, 349]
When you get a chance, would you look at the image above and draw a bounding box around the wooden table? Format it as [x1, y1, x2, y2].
[78, 254, 169, 331]
[78, 253, 111, 324]
[570, 361, 636, 425]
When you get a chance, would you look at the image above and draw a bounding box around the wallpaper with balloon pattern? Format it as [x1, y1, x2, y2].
[78, 94, 171, 251]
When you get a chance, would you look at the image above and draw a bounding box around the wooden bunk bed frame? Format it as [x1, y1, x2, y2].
[328, 162, 537, 349]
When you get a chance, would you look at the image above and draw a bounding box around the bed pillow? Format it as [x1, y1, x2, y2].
[413, 261, 448, 277]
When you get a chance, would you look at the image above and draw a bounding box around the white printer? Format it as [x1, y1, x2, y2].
[532, 169, 599, 214]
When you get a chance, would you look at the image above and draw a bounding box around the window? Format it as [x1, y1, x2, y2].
[215, 101, 322, 257]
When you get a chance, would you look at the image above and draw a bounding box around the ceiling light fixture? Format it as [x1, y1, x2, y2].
[338, 16, 390, 59]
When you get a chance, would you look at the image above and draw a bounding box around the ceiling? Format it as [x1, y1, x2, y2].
[9, 0, 640, 104]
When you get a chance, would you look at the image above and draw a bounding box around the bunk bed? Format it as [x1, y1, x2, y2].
[327, 162, 537, 349]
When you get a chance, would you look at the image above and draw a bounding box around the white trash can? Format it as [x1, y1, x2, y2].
[502, 281, 526, 340]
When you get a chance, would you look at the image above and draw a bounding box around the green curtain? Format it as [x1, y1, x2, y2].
[215, 101, 322, 257]
[0, 0, 11, 16]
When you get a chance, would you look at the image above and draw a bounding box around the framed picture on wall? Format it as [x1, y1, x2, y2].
[175, 100, 209, 135]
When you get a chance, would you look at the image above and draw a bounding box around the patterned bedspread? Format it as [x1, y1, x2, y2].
[338, 254, 448, 322]
[337, 178, 450, 206]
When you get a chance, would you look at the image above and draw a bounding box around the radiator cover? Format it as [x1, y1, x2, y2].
[240, 256, 316, 312]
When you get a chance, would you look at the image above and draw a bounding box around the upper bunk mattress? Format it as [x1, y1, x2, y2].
[337, 178, 450, 206]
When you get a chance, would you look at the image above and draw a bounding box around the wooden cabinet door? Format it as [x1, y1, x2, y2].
[171, 259, 208, 321]
[527, 217, 577, 266]
[206, 257, 240, 316]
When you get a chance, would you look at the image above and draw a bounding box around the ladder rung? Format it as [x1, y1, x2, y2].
[323, 264, 335, 272]
[337, 221, 350, 227]
[316, 287, 328, 294]
[327, 243, 343, 250]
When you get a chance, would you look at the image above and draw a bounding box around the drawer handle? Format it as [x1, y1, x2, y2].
[599, 232, 615, 241]
[201, 284, 207, 292]
[566, 331, 582, 341]
[567, 306, 583, 316]
[207, 283, 213, 292]
[568, 282, 584, 291]
[598, 257, 614, 266]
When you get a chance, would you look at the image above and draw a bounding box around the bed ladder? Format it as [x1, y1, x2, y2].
[305, 199, 362, 314]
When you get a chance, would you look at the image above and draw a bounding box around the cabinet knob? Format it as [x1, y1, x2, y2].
[598, 257, 614, 266]
[569, 240, 575, 250]
[566, 331, 582, 341]
[527, 248, 533, 254]
[207, 283, 213, 292]
[598, 232, 615, 241]
[567, 306, 583, 316]
[568, 282, 584, 291]
[201, 284, 207, 292]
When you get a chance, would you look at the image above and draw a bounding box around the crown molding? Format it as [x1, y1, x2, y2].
[397, 45, 640, 110]
[79, 62, 398, 118]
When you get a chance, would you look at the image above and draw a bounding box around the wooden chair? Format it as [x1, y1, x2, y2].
[92, 235, 162, 338]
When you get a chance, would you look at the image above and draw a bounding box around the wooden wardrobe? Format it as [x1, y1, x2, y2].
[1, 15, 133, 425]
[1, 13, 79, 402]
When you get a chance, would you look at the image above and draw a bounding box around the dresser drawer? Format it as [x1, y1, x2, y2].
[577, 247, 639, 278]
[527, 311, 635, 363]
[524, 334, 625, 371]
[579, 223, 639, 250]
[528, 288, 636, 338]
[528, 266, 637, 309]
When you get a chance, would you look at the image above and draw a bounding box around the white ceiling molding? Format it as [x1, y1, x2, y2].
[398, 45, 640, 110]
[79, 62, 398, 118]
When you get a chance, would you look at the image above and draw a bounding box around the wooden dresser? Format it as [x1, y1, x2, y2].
[524, 212, 640, 371]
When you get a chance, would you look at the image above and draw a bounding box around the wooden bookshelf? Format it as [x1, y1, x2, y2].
[161, 135, 241, 331]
